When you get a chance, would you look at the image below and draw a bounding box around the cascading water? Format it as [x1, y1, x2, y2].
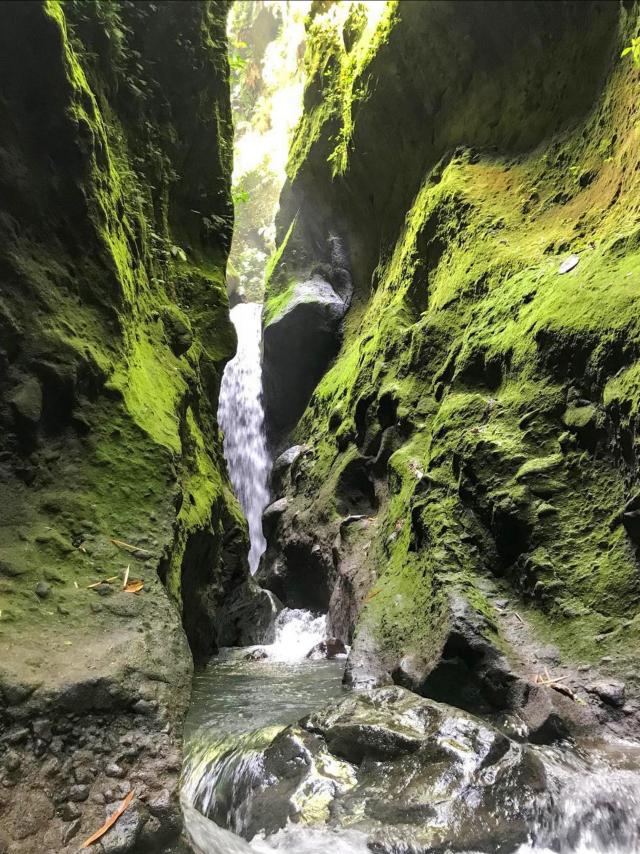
[218, 302, 270, 573]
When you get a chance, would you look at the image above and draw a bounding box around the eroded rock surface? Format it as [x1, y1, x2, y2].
[194, 686, 547, 852]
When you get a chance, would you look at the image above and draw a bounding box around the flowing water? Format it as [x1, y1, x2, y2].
[194, 301, 640, 854]
[218, 302, 270, 573]
[182, 611, 640, 854]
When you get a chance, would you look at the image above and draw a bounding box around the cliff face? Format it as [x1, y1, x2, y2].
[0, 2, 245, 850]
[262, 0, 640, 727]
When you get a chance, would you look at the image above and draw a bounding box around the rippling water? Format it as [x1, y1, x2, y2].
[183, 630, 640, 854]
[218, 302, 270, 573]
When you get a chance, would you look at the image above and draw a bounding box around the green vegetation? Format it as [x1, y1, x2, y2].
[0, 0, 244, 664]
[265, 0, 640, 690]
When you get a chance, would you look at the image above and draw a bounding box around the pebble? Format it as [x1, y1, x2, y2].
[68, 784, 90, 802]
[73, 766, 94, 784]
[60, 802, 81, 821]
[4, 750, 21, 772]
[35, 581, 51, 599]
[105, 763, 124, 779]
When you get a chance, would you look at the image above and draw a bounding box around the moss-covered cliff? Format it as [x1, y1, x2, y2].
[0, 2, 246, 850]
[262, 0, 640, 729]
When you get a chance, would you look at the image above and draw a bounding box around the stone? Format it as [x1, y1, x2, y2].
[32, 718, 52, 741]
[261, 498, 288, 537]
[202, 686, 546, 849]
[99, 804, 144, 853]
[3, 751, 20, 772]
[587, 680, 626, 708]
[68, 784, 90, 802]
[9, 376, 43, 424]
[62, 818, 81, 844]
[263, 272, 351, 447]
[35, 581, 51, 599]
[59, 802, 81, 822]
[243, 648, 268, 661]
[132, 699, 156, 716]
[305, 638, 347, 659]
[105, 762, 124, 778]
[147, 788, 172, 818]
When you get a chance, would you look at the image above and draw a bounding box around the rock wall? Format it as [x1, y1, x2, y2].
[261, 0, 640, 735]
[0, 2, 248, 851]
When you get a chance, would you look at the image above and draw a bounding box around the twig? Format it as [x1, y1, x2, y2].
[110, 538, 151, 556]
[122, 564, 130, 590]
[514, 612, 524, 624]
[87, 576, 119, 589]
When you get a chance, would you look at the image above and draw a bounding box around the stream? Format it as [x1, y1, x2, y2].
[181, 302, 640, 854]
[181, 611, 640, 854]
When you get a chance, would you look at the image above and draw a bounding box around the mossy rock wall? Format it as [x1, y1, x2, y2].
[0, 0, 246, 670]
[264, 0, 640, 697]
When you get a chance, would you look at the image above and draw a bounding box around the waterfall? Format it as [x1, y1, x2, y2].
[218, 303, 270, 573]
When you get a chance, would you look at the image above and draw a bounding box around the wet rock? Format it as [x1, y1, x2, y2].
[263, 273, 350, 448]
[262, 498, 288, 537]
[99, 804, 144, 853]
[587, 679, 626, 708]
[206, 686, 546, 848]
[243, 648, 268, 661]
[305, 638, 347, 660]
[215, 581, 282, 647]
[270, 445, 307, 498]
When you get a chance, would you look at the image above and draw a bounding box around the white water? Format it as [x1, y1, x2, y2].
[218, 302, 270, 573]
[262, 608, 328, 662]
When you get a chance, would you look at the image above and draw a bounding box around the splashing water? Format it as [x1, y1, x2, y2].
[262, 608, 328, 663]
[218, 303, 270, 573]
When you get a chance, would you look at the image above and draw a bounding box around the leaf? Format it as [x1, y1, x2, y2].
[124, 580, 144, 593]
[621, 46, 632, 57]
[558, 254, 580, 274]
[81, 791, 134, 848]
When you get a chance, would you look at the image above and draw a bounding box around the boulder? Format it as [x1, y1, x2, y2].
[305, 638, 347, 659]
[270, 445, 308, 498]
[262, 274, 349, 449]
[215, 582, 283, 647]
[194, 686, 547, 850]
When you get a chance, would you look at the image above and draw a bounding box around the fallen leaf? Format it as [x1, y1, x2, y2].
[124, 580, 144, 593]
[559, 254, 579, 274]
[81, 790, 134, 848]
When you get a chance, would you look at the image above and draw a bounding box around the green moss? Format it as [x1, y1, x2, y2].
[268, 1, 640, 683]
[0, 0, 244, 661]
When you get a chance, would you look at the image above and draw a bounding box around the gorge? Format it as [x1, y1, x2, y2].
[1, 1, 640, 853]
